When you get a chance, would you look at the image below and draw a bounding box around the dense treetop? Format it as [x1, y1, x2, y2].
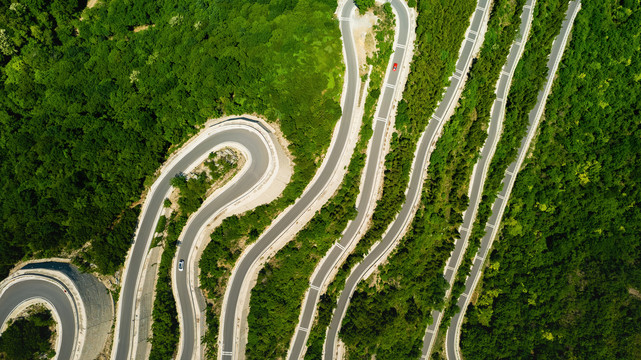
[0, 308, 55, 359]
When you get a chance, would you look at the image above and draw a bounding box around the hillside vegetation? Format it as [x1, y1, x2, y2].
[461, 0, 641, 358]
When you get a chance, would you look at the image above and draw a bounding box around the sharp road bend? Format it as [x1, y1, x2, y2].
[0, 261, 113, 360]
[323, 0, 492, 358]
[0, 277, 76, 359]
[444, 2, 581, 360]
[286, 0, 413, 358]
[420, 0, 536, 356]
[173, 120, 289, 359]
[112, 118, 286, 360]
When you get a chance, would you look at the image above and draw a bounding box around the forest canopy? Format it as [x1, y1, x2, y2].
[0, 0, 343, 276]
[0, 308, 55, 360]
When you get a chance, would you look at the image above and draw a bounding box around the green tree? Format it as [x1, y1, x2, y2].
[0, 310, 55, 360]
[355, 0, 375, 13]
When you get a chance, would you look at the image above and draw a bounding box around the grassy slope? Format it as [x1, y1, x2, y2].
[244, 6, 395, 359]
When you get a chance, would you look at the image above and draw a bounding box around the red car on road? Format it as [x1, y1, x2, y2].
[393, 63, 398, 71]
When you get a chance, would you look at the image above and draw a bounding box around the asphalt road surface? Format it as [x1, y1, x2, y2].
[445, 2, 581, 359]
[0, 278, 76, 359]
[112, 121, 273, 360]
[420, 0, 535, 356]
[286, 0, 411, 358]
[322, 0, 492, 358]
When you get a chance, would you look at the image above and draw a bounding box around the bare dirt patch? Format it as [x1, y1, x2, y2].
[205, 149, 246, 197]
[165, 147, 245, 213]
[79, 0, 100, 22]
[86, 0, 100, 9]
[351, 10, 379, 77]
[133, 24, 154, 33]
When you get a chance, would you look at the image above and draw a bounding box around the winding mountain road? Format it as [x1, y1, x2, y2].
[0, 2, 582, 360]
[0, 261, 113, 360]
[0, 0, 378, 358]
[112, 118, 286, 360]
[323, 0, 492, 358]
[286, 0, 413, 358]
[0, 278, 75, 359]
[173, 120, 289, 360]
